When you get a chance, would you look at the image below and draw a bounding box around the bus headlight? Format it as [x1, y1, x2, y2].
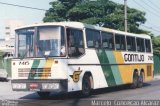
[42, 83, 59, 89]
[12, 83, 26, 89]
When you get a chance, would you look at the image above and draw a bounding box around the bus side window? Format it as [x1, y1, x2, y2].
[126, 36, 136, 51]
[67, 28, 84, 57]
[101, 32, 114, 50]
[115, 34, 126, 50]
[136, 38, 145, 52]
[145, 39, 151, 52]
[86, 29, 101, 48]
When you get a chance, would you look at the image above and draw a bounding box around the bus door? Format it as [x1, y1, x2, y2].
[66, 28, 85, 91]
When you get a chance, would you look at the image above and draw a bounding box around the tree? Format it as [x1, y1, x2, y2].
[43, 0, 148, 34]
[152, 36, 160, 54]
[43, 0, 85, 22]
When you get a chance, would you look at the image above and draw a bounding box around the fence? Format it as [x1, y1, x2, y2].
[0, 58, 11, 77]
[154, 54, 160, 76]
[0, 52, 12, 77]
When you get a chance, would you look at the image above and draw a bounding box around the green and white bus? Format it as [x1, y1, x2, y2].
[11, 22, 153, 97]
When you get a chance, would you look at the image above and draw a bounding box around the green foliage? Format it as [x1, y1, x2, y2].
[43, 0, 149, 34]
[43, 0, 86, 22]
[44, 0, 160, 53]
[0, 51, 5, 69]
[152, 36, 160, 54]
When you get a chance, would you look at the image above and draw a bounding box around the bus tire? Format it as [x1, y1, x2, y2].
[82, 74, 92, 97]
[131, 71, 138, 89]
[37, 92, 50, 98]
[137, 72, 144, 88]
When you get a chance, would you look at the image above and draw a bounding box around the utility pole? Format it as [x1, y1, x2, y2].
[124, 0, 127, 32]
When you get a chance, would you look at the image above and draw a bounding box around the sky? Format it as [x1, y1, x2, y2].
[111, 0, 160, 36]
[0, 0, 160, 39]
[0, 0, 52, 39]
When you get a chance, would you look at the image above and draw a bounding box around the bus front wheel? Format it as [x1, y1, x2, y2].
[82, 74, 92, 97]
[37, 92, 50, 98]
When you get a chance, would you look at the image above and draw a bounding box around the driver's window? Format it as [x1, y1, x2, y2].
[17, 28, 34, 58]
[67, 28, 84, 57]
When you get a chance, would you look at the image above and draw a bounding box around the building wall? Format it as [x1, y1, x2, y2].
[5, 20, 25, 41]
[0, 20, 25, 55]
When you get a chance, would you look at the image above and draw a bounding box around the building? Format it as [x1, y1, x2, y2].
[0, 38, 14, 57]
[5, 20, 25, 41]
[0, 20, 25, 57]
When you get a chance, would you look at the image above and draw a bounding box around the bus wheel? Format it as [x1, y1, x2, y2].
[137, 72, 144, 88]
[82, 74, 92, 97]
[131, 71, 138, 89]
[37, 92, 50, 98]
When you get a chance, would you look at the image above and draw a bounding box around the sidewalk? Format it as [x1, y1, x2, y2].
[154, 75, 160, 80]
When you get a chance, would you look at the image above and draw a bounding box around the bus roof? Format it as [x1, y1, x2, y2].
[15, 21, 151, 39]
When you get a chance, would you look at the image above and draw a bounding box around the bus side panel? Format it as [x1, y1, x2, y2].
[67, 49, 154, 92]
[67, 65, 107, 92]
[113, 51, 133, 84]
[67, 49, 108, 92]
[116, 51, 154, 84]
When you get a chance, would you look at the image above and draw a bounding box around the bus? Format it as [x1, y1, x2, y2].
[11, 22, 153, 98]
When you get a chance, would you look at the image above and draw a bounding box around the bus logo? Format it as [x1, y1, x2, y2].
[70, 71, 82, 83]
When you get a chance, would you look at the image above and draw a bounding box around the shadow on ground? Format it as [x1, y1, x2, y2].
[18, 83, 152, 106]
[20, 83, 151, 100]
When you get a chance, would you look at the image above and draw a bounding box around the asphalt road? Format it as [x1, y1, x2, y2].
[0, 79, 160, 106]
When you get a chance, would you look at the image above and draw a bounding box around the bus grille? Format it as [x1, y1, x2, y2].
[18, 68, 51, 78]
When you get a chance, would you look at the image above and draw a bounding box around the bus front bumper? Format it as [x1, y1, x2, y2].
[11, 79, 68, 93]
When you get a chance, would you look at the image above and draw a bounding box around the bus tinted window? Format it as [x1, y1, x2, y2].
[101, 32, 114, 49]
[145, 39, 151, 52]
[17, 28, 34, 58]
[126, 36, 136, 51]
[67, 28, 84, 57]
[115, 34, 126, 50]
[37, 26, 63, 57]
[136, 38, 145, 52]
[86, 29, 101, 48]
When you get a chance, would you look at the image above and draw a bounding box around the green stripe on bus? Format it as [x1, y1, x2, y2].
[28, 59, 40, 79]
[105, 51, 122, 85]
[38, 60, 46, 68]
[97, 49, 116, 86]
[37, 60, 46, 79]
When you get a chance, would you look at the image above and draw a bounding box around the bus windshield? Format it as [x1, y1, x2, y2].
[37, 26, 64, 57]
[16, 26, 65, 58]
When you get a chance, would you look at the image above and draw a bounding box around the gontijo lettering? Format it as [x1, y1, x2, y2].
[124, 54, 144, 62]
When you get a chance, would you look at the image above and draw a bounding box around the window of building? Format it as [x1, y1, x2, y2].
[136, 38, 145, 52]
[101, 32, 114, 49]
[115, 34, 126, 50]
[67, 28, 84, 57]
[86, 29, 101, 48]
[5, 32, 10, 35]
[126, 36, 136, 51]
[5, 27, 10, 29]
[145, 39, 151, 53]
